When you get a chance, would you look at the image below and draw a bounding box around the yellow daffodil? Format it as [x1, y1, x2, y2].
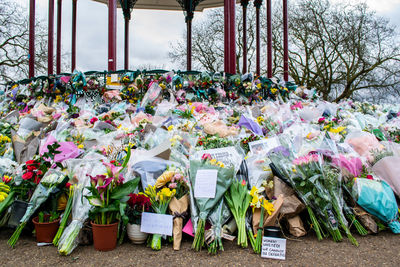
[168, 125, 174, 131]
[329, 126, 346, 134]
[210, 159, 217, 165]
[263, 200, 275, 216]
[257, 116, 265, 124]
[77, 144, 84, 149]
[271, 88, 278, 94]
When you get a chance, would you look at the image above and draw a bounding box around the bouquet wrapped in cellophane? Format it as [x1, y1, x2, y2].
[144, 185, 176, 250]
[58, 156, 107, 255]
[189, 154, 234, 251]
[270, 150, 359, 245]
[154, 166, 190, 250]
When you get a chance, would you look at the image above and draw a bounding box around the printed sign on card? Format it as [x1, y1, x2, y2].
[194, 169, 218, 198]
[249, 137, 280, 154]
[140, 212, 173, 236]
[261, 237, 286, 260]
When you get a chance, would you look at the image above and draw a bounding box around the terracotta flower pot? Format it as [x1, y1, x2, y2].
[32, 215, 61, 243]
[91, 221, 119, 251]
[127, 223, 148, 244]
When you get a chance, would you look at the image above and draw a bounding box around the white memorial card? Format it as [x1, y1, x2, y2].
[261, 237, 286, 260]
[194, 169, 218, 198]
[249, 137, 280, 154]
[140, 212, 173, 236]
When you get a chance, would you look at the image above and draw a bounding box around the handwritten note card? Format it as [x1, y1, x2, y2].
[194, 169, 218, 198]
[140, 212, 173, 236]
[261, 237, 286, 260]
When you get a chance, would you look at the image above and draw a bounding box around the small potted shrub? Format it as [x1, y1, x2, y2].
[126, 193, 151, 244]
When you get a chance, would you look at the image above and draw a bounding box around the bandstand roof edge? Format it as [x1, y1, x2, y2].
[92, 0, 241, 12]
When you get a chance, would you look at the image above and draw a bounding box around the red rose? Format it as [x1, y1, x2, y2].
[27, 165, 37, 171]
[366, 175, 373, 180]
[26, 160, 36, 165]
[22, 171, 34, 180]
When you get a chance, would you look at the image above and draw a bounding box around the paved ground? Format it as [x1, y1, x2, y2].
[1, 228, 400, 267]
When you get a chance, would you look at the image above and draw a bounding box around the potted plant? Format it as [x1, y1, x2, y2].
[126, 193, 151, 244]
[8, 143, 61, 228]
[32, 211, 60, 243]
[86, 152, 139, 251]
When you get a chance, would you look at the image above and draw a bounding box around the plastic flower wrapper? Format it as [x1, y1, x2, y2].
[144, 185, 176, 250]
[269, 152, 343, 243]
[345, 131, 384, 162]
[351, 177, 400, 233]
[321, 159, 360, 245]
[8, 169, 68, 247]
[205, 199, 233, 254]
[57, 156, 107, 255]
[189, 154, 235, 251]
[371, 155, 400, 197]
[154, 165, 190, 250]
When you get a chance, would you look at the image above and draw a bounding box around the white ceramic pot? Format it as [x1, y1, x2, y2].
[127, 223, 148, 244]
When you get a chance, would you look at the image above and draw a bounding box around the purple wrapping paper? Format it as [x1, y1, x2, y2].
[237, 115, 263, 135]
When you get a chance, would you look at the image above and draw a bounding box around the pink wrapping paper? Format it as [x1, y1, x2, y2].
[39, 135, 83, 162]
[372, 156, 400, 197]
[346, 133, 383, 162]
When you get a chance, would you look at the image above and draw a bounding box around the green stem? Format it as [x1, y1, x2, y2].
[8, 222, 27, 248]
[192, 219, 205, 251]
[307, 206, 323, 241]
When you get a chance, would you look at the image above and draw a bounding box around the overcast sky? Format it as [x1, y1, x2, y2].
[14, 0, 400, 73]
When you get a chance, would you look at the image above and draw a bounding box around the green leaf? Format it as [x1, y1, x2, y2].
[121, 146, 131, 170]
[87, 196, 103, 207]
[110, 177, 140, 200]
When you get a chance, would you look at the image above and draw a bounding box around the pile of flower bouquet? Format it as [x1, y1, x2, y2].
[1, 69, 400, 256]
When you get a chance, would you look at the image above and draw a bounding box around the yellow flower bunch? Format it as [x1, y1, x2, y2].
[54, 95, 62, 103]
[0, 135, 11, 144]
[256, 116, 265, 124]
[329, 126, 346, 134]
[271, 88, 278, 94]
[157, 187, 176, 203]
[167, 125, 174, 131]
[209, 158, 225, 168]
[170, 135, 183, 147]
[249, 186, 275, 215]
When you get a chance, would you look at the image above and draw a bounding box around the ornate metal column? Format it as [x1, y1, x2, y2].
[48, 0, 54, 75]
[254, 0, 262, 76]
[71, 0, 77, 72]
[56, 0, 62, 74]
[177, 0, 205, 71]
[224, 0, 236, 74]
[240, 0, 249, 74]
[108, 0, 117, 71]
[283, 0, 289, 81]
[120, 0, 137, 70]
[266, 0, 272, 78]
